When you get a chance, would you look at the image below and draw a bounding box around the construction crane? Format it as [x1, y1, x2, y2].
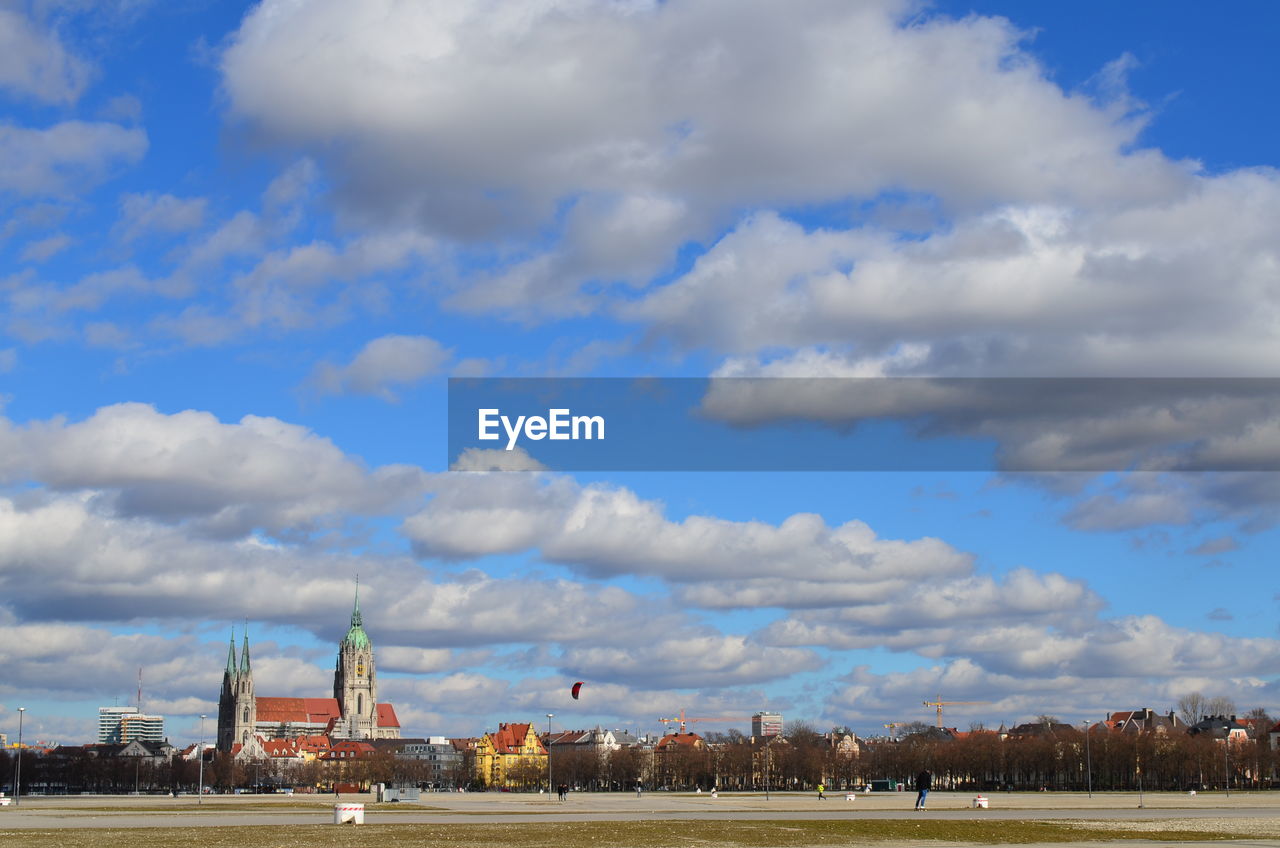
[922, 695, 990, 728]
[657, 709, 744, 734]
[883, 722, 904, 739]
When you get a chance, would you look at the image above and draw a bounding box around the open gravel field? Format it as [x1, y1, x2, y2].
[3, 790, 1280, 847]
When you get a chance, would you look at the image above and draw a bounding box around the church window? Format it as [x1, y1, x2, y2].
[358, 693, 363, 714]
[243, 706, 249, 722]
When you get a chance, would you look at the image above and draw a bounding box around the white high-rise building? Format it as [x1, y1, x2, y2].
[98, 706, 165, 743]
[752, 711, 783, 739]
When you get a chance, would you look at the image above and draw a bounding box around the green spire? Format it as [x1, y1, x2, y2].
[225, 628, 237, 676]
[240, 627, 251, 674]
[343, 579, 370, 650]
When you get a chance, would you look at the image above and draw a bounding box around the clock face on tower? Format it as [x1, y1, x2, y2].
[357, 659, 365, 676]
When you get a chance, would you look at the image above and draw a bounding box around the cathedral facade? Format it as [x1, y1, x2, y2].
[217, 588, 400, 751]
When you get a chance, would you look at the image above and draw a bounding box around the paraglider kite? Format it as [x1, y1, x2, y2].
[571, 681, 584, 700]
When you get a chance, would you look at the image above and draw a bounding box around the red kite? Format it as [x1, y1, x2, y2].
[571, 681, 584, 700]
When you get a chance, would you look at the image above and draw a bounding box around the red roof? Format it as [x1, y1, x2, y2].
[656, 732, 706, 751]
[376, 703, 400, 728]
[321, 740, 376, 760]
[490, 722, 542, 754]
[256, 697, 342, 724]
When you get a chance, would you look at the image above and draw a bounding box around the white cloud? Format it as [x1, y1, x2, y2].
[0, 403, 427, 536]
[0, 492, 687, 654]
[450, 447, 547, 472]
[310, 334, 450, 400]
[824, 655, 1280, 730]
[18, 232, 71, 262]
[219, 0, 1189, 314]
[558, 635, 822, 688]
[632, 170, 1280, 373]
[0, 121, 147, 197]
[116, 192, 207, 242]
[0, 7, 91, 104]
[403, 474, 973, 608]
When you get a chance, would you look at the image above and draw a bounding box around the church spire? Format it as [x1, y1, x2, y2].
[240, 626, 251, 674]
[225, 628, 237, 676]
[351, 576, 362, 628]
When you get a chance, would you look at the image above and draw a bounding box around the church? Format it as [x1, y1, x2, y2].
[217, 587, 400, 750]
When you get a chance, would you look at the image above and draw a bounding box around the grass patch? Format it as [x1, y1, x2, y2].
[0, 818, 1245, 847]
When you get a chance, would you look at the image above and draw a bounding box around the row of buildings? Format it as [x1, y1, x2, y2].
[10, 599, 1280, 793]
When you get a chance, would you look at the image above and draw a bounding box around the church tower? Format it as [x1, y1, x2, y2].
[217, 629, 256, 750]
[333, 583, 377, 738]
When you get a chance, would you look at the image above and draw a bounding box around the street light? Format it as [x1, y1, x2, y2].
[1224, 735, 1230, 797]
[1083, 720, 1092, 799]
[546, 714, 554, 800]
[764, 736, 771, 801]
[13, 707, 24, 806]
[197, 714, 206, 805]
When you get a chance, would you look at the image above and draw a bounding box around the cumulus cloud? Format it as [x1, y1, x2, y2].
[116, 192, 207, 242]
[404, 473, 982, 610]
[0, 7, 91, 104]
[310, 334, 450, 400]
[450, 447, 547, 472]
[18, 232, 71, 262]
[0, 403, 427, 536]
[218, 0, 1191, 315]
[763, 568, 1100, 645]
[0, 491, 698, 654]
[558, 635, 822, 688]
[634, 170, 1280, 372]
[0, 121, 147, 198]
[825, 652, 1280, 730]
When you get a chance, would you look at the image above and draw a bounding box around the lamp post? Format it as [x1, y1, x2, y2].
[1136, 750, 1144, 809]
[197, 714, 206, 804]
[1083, 720, 1092, 799]
[546, 713, 554, 800]
[1224, 735, 1230, 797]
[13, 707, 24, 806]
[764, 736, 771, 801]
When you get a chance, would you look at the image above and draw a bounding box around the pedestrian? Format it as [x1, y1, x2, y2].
[914, 769, 932, 810]
[636, 780, 643, 798]
[817, 782, 825, 800]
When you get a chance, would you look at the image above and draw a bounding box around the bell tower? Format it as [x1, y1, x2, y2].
[217, 628, 256, 749]
[333, 581, 377, 738]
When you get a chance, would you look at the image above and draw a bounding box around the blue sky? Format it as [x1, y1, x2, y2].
[3, 0, 1280, 747]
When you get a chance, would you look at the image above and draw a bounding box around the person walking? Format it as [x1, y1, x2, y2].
[817, 782, 825, 800]
[914, 769, 932, 810]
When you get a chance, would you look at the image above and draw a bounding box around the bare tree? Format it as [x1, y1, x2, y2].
[1205, 696, 1237, 718]
[1177, 691, 1208, 725]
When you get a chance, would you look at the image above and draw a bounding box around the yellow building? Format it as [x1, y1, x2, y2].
[475, 722, 546, 789]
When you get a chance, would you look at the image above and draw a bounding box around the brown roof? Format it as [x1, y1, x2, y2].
[255, 697, 342, 724]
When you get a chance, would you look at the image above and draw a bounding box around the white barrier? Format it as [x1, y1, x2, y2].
[334, 803, 365, 824]
[845, 793, 856, 801]
[972, 795, 989, 809]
